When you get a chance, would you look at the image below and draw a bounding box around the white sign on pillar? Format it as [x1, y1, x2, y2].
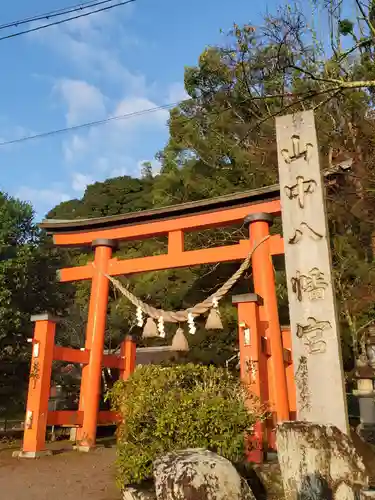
[275, 110, 349, 434]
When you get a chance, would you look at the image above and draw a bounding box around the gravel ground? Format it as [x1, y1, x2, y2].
[0, 440, 120, 500]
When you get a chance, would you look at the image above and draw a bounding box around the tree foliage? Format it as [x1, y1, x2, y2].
[0, 193, 66, 415]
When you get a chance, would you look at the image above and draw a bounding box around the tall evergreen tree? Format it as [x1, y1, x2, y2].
[0, 193, 65, 415]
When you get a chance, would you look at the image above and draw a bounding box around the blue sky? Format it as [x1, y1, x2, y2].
[0, 0, 282, 220]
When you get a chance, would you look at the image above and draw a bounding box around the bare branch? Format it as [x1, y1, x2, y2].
[354, 0, 375, 38]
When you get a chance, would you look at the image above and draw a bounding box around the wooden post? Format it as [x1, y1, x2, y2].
[232, 293, 267, 463]
[275, 111, 349, 433]
[120, 335, 136, 381]
[245, 213, 290, 423]
[13, 313, 58, 458]
[76, 238, 116, 451]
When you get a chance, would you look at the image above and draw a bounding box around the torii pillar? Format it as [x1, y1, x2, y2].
[76, 238, 117, 451]
[245, 213, 290, 423]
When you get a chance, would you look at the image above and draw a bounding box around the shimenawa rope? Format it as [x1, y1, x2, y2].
[100, 235, 270, 323]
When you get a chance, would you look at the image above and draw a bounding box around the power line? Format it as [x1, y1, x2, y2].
[0, 102, 181, 147]
[0, 0, 136, 41]
[0, 0, 117, 31]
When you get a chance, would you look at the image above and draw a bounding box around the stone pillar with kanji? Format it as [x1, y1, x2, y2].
[275, 110, 348, 433]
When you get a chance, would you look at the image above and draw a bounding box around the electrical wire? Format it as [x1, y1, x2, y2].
[0, 0, 136, 41]
[0, 102, 182, 147]
[0, 0, 119, 31]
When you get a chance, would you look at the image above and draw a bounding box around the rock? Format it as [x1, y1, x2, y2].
[123, 486, 157, 500]
[251, 462, 284, 500]
[153, 448, 256, 500]
[276, 421, 368, 500]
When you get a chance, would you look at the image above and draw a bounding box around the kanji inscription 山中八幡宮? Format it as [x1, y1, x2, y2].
[276, 111, 349, 434]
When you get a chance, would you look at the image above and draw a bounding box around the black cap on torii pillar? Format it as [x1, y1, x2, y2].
[244, 212, 274, 232]
[91, 238, 118, 250]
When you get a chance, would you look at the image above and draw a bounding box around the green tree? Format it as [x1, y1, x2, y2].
[0, 192, 65, 415]
[156, 14, 375, 365]
[259, 2, 375, 362]
[140, 161, 153, 179]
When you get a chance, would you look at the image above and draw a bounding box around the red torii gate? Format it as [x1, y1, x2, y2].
[17, 184, 296, 461]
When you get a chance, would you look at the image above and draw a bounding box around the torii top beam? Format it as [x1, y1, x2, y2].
[39, 184, 281, 247]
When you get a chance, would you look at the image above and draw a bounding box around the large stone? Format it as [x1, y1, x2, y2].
[153, 448, 255, 500]
[276, 421, 368, 500]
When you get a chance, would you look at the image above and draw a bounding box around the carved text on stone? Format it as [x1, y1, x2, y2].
[296, 317, 331, 355]
[291, 267, 328, 301]
[284, 176, 317, 209]
[280, 134, 313, 164]
[288, 222, 324, 245]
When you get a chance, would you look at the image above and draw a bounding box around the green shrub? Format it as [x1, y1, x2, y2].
[107, 363, 266, 486]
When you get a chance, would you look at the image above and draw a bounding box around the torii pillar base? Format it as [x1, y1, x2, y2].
[12, 450, 53, 459]
[74, 444, 91, 453]
[73, 444, 105, 453]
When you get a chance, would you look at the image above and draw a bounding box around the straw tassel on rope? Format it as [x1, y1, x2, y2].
[172, 327, 189, 351]
[142, 317, 158, 338]
[205, 297, 223, 330]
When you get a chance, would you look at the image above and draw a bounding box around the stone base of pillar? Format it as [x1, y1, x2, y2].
[73, 443, 104, 453]
[12, 449, 53, 459]
[361, 490, 375, 498]
[73, 444, 92, 452]
[69, 427, 78, 442]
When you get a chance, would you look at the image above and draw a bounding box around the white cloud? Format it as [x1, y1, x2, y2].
[61, 95, 168, 167]
[108, 166, 129, 178]
[93, 156, 111, 173]
[72, 172, 94, 193]
[30, 7, 146, 94]
[16, 186, 70, 207]
[29, 9, 169, 172]
[167, 82, 189, 103]
[54, 79, 107, 127]
[62, 1, 136, 40]
[0, 124, 37, 151]
[26, 3, 172, 193]
[63, 134, 88, 163]
[112, 97, 169, 130]
[91, 154, 142, 179]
